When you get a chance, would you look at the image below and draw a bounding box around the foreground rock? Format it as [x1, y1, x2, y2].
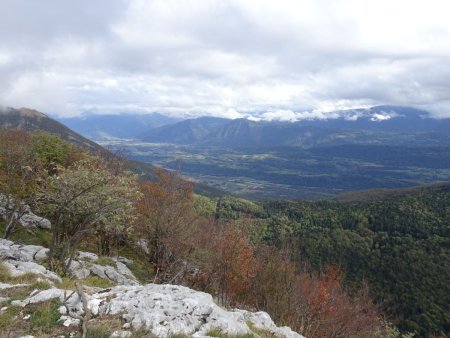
[1, 239, 304, 338]
[0, 239, 138, 285]
[13, 284, 304, 338]
[0, 239, 60, 283]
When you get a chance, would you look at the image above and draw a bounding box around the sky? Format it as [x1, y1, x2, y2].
[1, 0, 450, 119]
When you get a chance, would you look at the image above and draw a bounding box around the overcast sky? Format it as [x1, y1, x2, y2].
[1, 0, 450, 119]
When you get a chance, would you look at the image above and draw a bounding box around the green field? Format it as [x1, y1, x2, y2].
[101, 141, 450, 199]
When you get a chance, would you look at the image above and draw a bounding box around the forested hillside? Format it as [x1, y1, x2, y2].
[214, 188, 450, 337]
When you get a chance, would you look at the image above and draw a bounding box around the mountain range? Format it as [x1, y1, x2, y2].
[57, 106, 450, 148]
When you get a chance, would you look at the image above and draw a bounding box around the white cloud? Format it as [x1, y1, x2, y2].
[0, 0, 450, 118]
[371, 113, 393, 122]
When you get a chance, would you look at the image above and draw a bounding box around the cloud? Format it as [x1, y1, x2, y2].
[0, 0, 450, 118]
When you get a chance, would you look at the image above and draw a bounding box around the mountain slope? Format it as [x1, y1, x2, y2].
[139, 117, 230, 143]
[58, 113, 180, 140]
[0, 106, 104, 152]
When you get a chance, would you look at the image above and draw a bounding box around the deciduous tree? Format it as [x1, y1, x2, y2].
[136, 169, 197, 282]
[38, 157, 140, 272]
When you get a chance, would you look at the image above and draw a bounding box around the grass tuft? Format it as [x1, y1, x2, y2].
[206, 328, 255, 338]
[0, 305, 22, 332]
[25, 298, 61, 334]
[170, 333, 190, 338]
[247, 321, 276, 338]
[0, 262, 10, 282]
[0, 262, 42, 284]
[95, 256, 116, 266]
[57, 277, 77, 291]
[83, 275, 115, 288]
[86, 324, 111, 338]
[31, 280, 52, 290]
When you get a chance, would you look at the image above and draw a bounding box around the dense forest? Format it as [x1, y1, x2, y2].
[215, 188, 450, 337]
[1, 129, 448, 337]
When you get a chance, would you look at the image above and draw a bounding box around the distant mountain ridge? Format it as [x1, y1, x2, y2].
[50, 105, 450, 147]
[139, 106, 450, 147]
[58, 113, 180, 141]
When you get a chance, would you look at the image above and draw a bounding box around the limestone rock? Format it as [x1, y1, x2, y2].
[17, 283, 304, 338]
[0, 239, 48, 262]
[59, 315, 81, 327]
[236, 310, 301, 338]
[11, 287, 65, 307]
[0, 194, 51, 230]
[1, 239, 304, 338]
[0, 282, 29, 290]
[3, 260, 61, 283]
[90, 284, 305, 338]
[78, 251, 99, 261]
[68, 258, 138, 286]
[18, 212, 51, 229]
[110, 331, 132, 338]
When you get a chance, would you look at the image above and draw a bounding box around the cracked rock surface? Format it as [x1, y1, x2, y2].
[68, 251, 139, 285]
[0, 239, 138, 285]
[1, 239, 304, 338]
[14, 284, 304, 338]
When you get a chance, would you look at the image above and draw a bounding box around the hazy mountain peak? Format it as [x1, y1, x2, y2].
[0, 106, 103, 152]
[0, 106, 48, 119]
[18, 107, 48, 119]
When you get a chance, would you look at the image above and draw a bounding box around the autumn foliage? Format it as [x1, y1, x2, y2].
[136, 169, 197, 282]
[0, 129, 397, 337]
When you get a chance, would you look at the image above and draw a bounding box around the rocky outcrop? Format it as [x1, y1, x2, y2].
[68, 251, 139, 285]
[0, 239, 59, 283]
[0, 239, 305, 338]
[0, 239, 138, 285]
[12, 284, 304, 338]
[93, 284, 303, 338]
